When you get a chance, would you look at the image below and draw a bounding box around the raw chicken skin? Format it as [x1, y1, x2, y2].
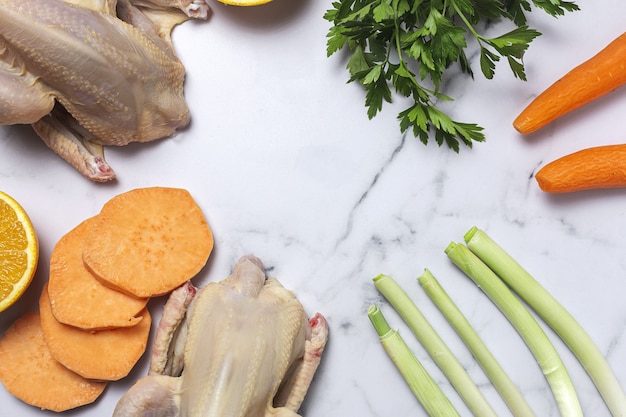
[113, 255, 329, 417]
[0, 0, 209, 181]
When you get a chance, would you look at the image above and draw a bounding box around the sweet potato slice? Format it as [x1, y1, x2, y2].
[48, 216, 149, 330]
[82, 187, 214, 298]
[39, 284, 152, 381]
[0, 312, 107, 412]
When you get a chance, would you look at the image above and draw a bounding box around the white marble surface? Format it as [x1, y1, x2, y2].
[1, 0, 625, 416]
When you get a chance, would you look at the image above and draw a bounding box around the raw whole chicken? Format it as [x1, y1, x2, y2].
[113, 255, 329, 417]
[0, 0, 209, 181]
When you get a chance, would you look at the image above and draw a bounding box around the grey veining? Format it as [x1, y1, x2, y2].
[1, 0, 625, 416]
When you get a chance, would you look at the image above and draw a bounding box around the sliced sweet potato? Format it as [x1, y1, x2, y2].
[48, 216, 149, 330]
[48, 217, 148, 330]
[39, 284, 152, 381]
[0, 312, 107, 412]
[82, 187, 214, 298]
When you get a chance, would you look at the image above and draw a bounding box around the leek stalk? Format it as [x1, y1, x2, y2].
[367, 305, 460, 417]
[465, 226, 626, 417]
[418, 269, 536, 417]
[446, 242, 583, 417]
[373, 274, 498, 417]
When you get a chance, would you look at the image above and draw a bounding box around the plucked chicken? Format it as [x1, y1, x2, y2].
[113, 255, 329, 417]
[0, 0, 209, 181]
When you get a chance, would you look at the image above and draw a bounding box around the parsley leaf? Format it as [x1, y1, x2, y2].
[325, 0, 579, 151]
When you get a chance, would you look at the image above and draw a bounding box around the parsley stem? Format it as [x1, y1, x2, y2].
[449, 1, 481, 41]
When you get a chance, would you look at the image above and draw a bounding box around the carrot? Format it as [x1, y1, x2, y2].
[535, 144, 626, 193]
[514, 32, 626, 134]
[82, 187, 214, 298]
[0, 312, 107, 412]
[39, 283, 152, 381]
[48, 216, 148, 330]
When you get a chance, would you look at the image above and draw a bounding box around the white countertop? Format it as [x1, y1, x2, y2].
[1, 0, 625, 416]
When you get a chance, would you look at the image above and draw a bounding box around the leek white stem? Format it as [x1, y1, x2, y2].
[465, 226, 626, 417]
[367, 305, 460, 417]
[373, 274, 498, 417]
[418, 268, 537, 417]
[446, 242, 583, 417]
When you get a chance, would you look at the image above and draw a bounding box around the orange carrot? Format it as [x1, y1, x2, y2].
[514, 32, 626, 135]
[535, 144, 626, 193]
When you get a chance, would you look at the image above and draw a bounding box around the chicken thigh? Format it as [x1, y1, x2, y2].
[113, 255, 328, 417]
[0, 0, 208, 181]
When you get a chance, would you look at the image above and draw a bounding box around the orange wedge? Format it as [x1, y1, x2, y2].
[0, 191, 38, 312]
[217, 0, 272, 6]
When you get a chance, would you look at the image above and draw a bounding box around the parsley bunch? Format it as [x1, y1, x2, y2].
[324, 0, 579, 151]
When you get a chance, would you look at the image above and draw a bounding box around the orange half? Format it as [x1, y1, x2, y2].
[0, 191, 38, 312]
[217, 0, 272, 6]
